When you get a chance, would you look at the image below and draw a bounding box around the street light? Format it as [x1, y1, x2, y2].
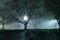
[54, 20, 59, 29]
[23, 16, 28, 21]
[23, 15, 29, 30]
[50, 19, 59, 29]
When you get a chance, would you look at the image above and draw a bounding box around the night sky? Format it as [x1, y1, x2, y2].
[0, 0, 60, 29]
[0, 0, 60, 40]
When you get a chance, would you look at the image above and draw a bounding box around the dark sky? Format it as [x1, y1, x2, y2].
[0, 0, 60, 28]
[0, 0, 60, 19]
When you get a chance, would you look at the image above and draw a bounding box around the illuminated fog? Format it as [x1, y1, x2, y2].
[27, 18, 59, 29]
[3, 17, 59, 29]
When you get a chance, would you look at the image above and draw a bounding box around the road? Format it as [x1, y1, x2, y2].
[0, 30, 59, 40]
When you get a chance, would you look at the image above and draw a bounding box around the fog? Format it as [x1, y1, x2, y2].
[2, 17, 59, 29]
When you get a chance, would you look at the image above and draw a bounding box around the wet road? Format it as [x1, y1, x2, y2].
[0, 30, 59, 40]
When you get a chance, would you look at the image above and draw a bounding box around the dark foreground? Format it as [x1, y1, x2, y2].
[0, 29, 59, 40]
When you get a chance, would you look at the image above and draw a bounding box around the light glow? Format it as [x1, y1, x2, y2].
[23, 16, 28, 21]
[27, 19, 59, 29]
[54, 20, 57, 23]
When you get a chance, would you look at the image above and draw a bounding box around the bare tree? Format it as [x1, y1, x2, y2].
[4, 0, 48, 29]
[0, 8, 16, 29]
[4, 0, 45, 19]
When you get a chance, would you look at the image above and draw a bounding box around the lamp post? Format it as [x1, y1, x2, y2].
[23, 15, 29, 30]
[24, 22, 28, 30]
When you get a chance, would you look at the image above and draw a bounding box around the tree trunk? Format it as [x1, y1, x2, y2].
[24, 22, 28, 30]
[2, 23, 4, 30]
[2, 18, 4, 30]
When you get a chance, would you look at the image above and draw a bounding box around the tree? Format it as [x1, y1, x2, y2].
[4, 0, 48, 29]
[0, 8, 16, 29]
[5, 0, 45, 19]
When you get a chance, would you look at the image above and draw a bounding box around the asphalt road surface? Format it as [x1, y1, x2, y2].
[0, 30, 59, 40]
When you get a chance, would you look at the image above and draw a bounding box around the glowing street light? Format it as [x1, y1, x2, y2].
[54, 20, 59, 29]
[23, 15, 29, 30]
[54, 20, 57, 23]
[23, 16, 28, 21]
[50, 19, 59, 29]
